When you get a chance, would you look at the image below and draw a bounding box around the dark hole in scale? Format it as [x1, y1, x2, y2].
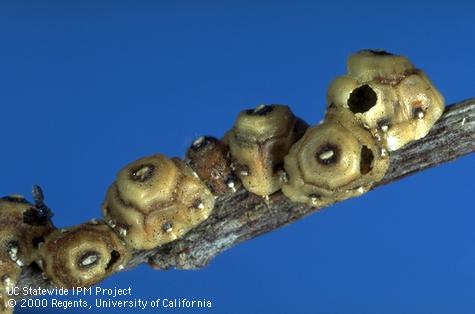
[105, 250, 121, 271]
[359, 146, 374, 175]
[348, 85, 377, 114]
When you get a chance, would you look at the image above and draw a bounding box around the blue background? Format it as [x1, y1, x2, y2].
[1, 1, 474, 313]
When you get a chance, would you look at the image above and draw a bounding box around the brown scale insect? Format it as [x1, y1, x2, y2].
[185, 136, 237, 196]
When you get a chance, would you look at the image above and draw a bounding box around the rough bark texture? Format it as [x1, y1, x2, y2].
[16, 98, 475, 298]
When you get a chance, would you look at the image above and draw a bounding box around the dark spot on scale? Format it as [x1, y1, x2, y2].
[235, 163, 250, 176]
[413, 107, 425, 119]
[224, 175, 237, 188]
[191, 198, 203, 209]
[377, 118, 391, 131]
[315, 143, 340, 166]
[161, 222, 173, 233]
[130, 164, 155, 182]
[77, 251, 101, 269]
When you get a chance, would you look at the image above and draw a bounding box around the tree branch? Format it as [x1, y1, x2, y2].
[16, 98, 475, 297]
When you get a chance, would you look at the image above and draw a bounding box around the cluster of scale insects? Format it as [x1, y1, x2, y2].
[0, 50, 444, 313]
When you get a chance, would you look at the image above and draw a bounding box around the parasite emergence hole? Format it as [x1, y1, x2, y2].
[316, 144, 340, 166]
[130, 164, 155, 182]
[347, 85, 377, 114]
[105, 250, 121, 271]
[359, 145, 374, 175]
[77, 251, 101, 269]
[246, 104, 274, 116]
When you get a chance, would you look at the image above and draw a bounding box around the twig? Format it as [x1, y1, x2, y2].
[16, 98, 475, 297]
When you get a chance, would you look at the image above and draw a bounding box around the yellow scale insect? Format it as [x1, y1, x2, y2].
[102, 154, 215, 250]
[282, 50, 444, 206]
[0, 187, 54, 314]
[37, 221, 130, 289]
[327, 50, 445, 151]
[224, 104, 308, 198]
[1, 50, 444, 301]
